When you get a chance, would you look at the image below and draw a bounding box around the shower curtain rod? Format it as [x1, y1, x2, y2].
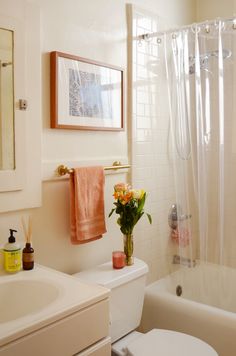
[138, 16, 236, 40]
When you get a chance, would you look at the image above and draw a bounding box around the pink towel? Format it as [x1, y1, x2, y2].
[70, 166, 107, 244]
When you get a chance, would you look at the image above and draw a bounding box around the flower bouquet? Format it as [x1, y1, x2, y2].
[109, 183, 152, 265]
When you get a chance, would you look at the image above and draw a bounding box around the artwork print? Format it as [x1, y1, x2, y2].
[69, 69, 112, 120]
[50, 51, 123, 131]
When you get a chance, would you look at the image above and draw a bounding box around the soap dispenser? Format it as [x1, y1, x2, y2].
[3, 229, 21, 273]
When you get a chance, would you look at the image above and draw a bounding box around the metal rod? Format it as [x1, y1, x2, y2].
[56, 161, 130, 176]
[104, 163, 131, 171]
[137, 16, 236, 41]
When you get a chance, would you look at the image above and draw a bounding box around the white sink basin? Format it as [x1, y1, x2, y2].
[0, 264, 109, 349]
[0, 280, 59, 323]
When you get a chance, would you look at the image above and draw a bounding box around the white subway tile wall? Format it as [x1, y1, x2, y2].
[130, 6, 179, 283]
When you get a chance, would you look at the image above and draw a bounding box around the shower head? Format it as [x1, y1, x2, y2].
[189, 48, 232, 74]
[208, 49, 231, 59]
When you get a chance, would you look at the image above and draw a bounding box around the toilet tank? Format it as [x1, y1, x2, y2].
[73, 258, 148, 343]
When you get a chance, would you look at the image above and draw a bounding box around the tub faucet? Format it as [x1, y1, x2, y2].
[173, 254, 196, 268]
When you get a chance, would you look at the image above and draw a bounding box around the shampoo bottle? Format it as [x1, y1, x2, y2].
[3, 229, 21, 273]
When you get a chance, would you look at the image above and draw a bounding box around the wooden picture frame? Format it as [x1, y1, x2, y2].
[50, 51, 124, 131]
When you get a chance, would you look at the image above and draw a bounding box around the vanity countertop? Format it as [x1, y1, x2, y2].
[0, 264, 110, 347]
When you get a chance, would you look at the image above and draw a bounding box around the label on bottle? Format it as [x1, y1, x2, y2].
[4, 250, 21, 272]
[23, 252, 34, 262]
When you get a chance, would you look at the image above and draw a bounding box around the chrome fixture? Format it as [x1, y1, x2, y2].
[189, 49, 232, 74]
[168, 204, 192, 230]
[173, 254, 196, 267]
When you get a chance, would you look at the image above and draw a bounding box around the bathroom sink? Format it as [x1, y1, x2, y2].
[0, 280, 59, 323]
[0, 264, 110, 351]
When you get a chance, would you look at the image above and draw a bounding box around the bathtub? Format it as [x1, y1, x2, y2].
[140, 262, 236, 356]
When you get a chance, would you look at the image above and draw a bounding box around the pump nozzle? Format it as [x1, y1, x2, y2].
[9, 229, 17, 243]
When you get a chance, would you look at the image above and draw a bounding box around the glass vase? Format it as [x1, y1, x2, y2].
[123, 233, 134, 266]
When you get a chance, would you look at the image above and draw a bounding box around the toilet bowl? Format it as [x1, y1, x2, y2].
[73, 258, 218, 356]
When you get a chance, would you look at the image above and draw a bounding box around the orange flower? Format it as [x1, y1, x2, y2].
[120, 191, 133, 205]
[114, 183, 129, 192]
[109, 182, 152, 235]
[113, 191, 120, 200]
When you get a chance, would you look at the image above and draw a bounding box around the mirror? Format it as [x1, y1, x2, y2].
[0, 27, 14, 170]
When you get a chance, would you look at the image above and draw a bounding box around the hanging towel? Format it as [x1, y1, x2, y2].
[70, 166, 107, 244]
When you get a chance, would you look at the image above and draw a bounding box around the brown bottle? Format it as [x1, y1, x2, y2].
[23, 242, 34, 270]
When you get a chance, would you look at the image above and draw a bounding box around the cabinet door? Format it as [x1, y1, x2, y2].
[0, 299, 109, 356]
[0, 0, 41, 211]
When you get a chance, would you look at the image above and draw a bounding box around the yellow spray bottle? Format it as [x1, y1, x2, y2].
[3, 229, 21, 273]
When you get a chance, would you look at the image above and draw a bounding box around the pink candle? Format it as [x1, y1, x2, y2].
[112, 251, 126, 269]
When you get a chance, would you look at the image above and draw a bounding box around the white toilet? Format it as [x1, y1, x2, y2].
[73, 258, 218, 356]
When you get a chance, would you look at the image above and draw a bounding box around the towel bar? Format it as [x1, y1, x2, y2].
[56, 161, 131, 176]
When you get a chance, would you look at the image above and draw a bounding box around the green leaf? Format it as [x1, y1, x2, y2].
[108, 208, 116, 217]
[137, 193, 146, 213]
[146, 213, 152, 224]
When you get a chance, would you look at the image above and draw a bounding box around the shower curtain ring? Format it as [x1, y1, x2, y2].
[205, 24, 210, 33]
[191, 24, 200, 34]
[214, 18, 221, 29]
[221, 21, 226, 31]
[137, 35, 143, 47]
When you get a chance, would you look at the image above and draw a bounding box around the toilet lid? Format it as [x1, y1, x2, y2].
[126, 329, 218, 356]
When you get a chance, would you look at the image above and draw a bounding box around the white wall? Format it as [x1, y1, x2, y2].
[131, 0, 196, 25]
[0, 0, 196, 280]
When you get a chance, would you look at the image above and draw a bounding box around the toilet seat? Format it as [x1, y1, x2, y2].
[126, 329, 218, 356]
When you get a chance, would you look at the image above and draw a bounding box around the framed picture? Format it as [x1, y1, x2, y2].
[50, 51, 124, 131]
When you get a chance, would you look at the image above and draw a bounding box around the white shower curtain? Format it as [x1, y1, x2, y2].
[164, 20, 236, 267]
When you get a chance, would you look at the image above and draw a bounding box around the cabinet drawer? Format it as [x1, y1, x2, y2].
[0, 299, 109, 356]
